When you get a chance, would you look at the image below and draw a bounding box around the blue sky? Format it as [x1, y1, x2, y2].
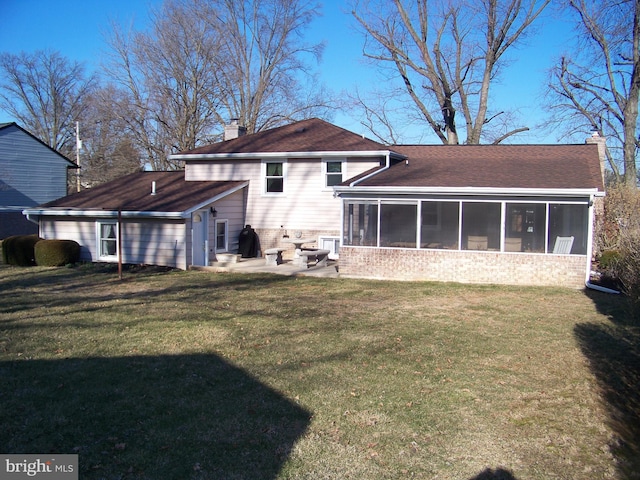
[0, 0, 573, 143]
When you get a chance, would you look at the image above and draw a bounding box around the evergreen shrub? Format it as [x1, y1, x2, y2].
[1, 234, 42, 266]
[35, 239, 81, 266]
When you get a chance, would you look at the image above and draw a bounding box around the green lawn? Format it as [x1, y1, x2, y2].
[0, 263, 638, 479]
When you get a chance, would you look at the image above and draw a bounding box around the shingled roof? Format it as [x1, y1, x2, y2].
[348, 144, 604, 191]
[174, 118, 389, 156]
[38, 171, 247, 213]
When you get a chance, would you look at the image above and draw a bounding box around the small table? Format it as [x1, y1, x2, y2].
[284, 237, 316, 259]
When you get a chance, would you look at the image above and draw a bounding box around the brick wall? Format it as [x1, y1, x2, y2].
[339, 247, 589, 288]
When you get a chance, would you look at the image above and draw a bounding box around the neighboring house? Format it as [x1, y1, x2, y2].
[24, 171, 248, 270]
[0, 122, 76, 238]
[23, 118, 605, 287]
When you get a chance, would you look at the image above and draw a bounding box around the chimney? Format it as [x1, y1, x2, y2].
[585, 132, 607, 185]
[224, 118, 247, 141]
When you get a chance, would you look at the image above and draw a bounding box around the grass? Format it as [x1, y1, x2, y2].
[0, 262, 638, 479]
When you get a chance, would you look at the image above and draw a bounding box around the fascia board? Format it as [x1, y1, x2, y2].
[169, 150, 400, 161]
[22, 209, 184, 219]
[333, 186, 602, 197]
[180, 181, 249, 217]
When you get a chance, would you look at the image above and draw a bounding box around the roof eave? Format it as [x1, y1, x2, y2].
[333, 186, 604, 197]
[22, 209, 185, 219]
[169, 150, 402, 161]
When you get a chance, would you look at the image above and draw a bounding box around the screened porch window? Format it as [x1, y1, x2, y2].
[461, 203, 501, 251]
[548, 204, 588, 254]
[343, 201, 378, 246]
[380, 203, 417, 247]
[421, 201, 459, 249]
[505, 203, 546, 253]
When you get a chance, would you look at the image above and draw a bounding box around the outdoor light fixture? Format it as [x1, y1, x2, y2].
[210, 207, 217, 217]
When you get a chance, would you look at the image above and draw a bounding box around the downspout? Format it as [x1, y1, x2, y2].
[349, 151, 394, 187]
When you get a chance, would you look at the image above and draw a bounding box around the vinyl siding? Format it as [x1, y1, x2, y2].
[40, 217, 188, 269]
[0, 125, 71, 208]
[185, 157, 381, 233]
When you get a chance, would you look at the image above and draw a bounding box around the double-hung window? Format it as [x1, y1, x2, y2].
[264, 161, 284, 194]
[325, 160, 343, 187]
[97, 221, 118, 259]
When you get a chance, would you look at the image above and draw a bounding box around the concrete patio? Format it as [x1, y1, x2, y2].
[189, 256, 340, 278]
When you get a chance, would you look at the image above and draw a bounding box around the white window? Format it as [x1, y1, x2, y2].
[97, 221, 118, 259]
[215, 220, 228, 252]
[263, 160, 285, 194]
[324, 160, 344, 187]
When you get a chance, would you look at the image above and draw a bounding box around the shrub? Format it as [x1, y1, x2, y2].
[596, 185, 640, 309]
[34, 239, 81, 266]
[1, 234, 42, 266]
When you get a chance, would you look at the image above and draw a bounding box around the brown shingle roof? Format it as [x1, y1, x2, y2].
[40, 171, 246, 212]
[351, 144, 604, 191]
[177, 118, 388, 155]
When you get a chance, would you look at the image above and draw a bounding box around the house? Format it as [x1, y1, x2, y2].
[0, 122, 76, 238]
[23, 119, 605, 287]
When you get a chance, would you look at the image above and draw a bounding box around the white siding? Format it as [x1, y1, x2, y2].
[0, 125, 71, 208]
[207, 188, 245, 255]
[186, 157, 381, 233]
[40, 217, 188, 270]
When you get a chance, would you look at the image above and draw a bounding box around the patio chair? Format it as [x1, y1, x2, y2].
[552, 236, 574, 254]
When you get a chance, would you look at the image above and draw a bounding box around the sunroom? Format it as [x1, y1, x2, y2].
[341, 197, 589, 255]
[333, 142, 605, 287]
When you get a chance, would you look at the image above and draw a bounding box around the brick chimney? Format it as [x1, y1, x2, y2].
[224, 119, 247, 141]
[585, 132, 607, 185]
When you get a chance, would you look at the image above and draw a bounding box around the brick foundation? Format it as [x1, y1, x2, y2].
[339, 247, 588, 288]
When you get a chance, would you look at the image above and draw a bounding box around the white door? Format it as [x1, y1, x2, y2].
[192, 211, 208, 266]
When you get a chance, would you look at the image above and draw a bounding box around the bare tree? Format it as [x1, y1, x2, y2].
[0, 50, 96, 157]
[103, 0, 222, 170]
[546, 0, 639, 187]
[352, 0, 550, 144]
[103, 0, 330, 170]
[197, 0, 329, 134]
[79, 85, 144, 187]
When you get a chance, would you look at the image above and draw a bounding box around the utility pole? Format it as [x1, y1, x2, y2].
[75, 121, 82, 192]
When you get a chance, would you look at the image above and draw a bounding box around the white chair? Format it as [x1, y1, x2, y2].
[552, 236, 574, 254]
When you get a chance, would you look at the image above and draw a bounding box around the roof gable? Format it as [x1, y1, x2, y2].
[0, 122, 76, 167]
[176, 118, 389, 156]
[349, 144, 604, 191]
[40, 171, 246, 213]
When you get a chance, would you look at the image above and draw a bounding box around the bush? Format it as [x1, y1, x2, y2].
[1, 234, 42, 266]
[596, 186, 640, 309]
[34, 239, 81, 266]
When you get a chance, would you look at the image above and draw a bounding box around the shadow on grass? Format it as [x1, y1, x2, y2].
[0, 354, 311, 479]
[469, 468, 518, 480]
[577, 290, 640, 480]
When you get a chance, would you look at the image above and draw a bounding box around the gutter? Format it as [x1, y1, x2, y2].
[23, 208, 185, 220]
[333, 185, 603, 197]
[348, 151, 407, 187]
[169, 150, 395, 161]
